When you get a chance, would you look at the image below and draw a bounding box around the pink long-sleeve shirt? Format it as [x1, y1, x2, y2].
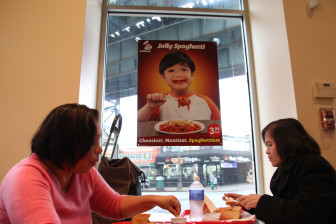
[0, 153, 125, 224]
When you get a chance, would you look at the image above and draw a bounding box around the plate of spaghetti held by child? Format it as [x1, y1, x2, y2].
[154, 120, 205, 134]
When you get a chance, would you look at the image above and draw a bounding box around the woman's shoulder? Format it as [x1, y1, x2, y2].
[296, 154, 336, 176]
[1, 154, 52, 192]
[4, 154, 44, 176]
[300, 154, 331, 165]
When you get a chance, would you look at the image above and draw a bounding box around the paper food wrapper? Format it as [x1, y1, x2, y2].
[204, 195, 217, 213]
[203, 195, 255, 222]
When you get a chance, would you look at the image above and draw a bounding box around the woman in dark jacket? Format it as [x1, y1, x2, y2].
[225, 118, 336, 224]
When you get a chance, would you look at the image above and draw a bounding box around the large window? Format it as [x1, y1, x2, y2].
[99, 0, 258, 214]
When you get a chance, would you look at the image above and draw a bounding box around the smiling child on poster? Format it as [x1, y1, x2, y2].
[137, 50, 221, 121]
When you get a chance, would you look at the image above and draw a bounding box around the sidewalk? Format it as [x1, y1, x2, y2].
[142, 182, 255, 193]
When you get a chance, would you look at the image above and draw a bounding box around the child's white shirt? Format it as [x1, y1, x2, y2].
[159, 94, 211, 120]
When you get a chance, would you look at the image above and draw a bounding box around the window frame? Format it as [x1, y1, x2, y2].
[97, 0, 264, 194]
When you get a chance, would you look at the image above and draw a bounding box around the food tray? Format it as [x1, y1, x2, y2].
[179, 210, 256, 224]
[113, 210, 256, 224]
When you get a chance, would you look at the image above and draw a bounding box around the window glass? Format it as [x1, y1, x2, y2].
[102, 11, 255, 214]
[108, 0, 242, 10]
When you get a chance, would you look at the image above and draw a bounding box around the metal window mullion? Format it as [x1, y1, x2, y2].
[241, 0, 264, 195]
[106, 5, 245, 18]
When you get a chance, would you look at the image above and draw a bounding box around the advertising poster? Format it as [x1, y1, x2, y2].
[137, 40, 222, 146]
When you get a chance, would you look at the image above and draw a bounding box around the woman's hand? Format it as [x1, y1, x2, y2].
[223, 193, 243, 201]
[235, 194, 262, 210]
[222, 193, 242, 206]
[156, 195, 181, 217]
[120, 195, 181, 218]
[223, 193, 262, 210]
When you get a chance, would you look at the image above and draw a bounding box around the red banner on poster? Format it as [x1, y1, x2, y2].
[137, 40, 222, 146]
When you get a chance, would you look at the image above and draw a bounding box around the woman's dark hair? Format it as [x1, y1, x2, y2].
[159, 51, 196, 75]
[31, 104, 99, 169]
[261, 118, 320, 162]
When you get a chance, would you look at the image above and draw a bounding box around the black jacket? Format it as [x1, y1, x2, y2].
[254, 154, 336, 224]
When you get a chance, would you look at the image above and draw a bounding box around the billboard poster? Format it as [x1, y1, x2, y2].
[137, 40, 222, 146]
[118, 147, 159, 164]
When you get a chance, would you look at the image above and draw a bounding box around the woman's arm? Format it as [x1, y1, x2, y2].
[90, 170, 180, 219]
[1, 165, 61, 224]
[119, 195, 181, 218]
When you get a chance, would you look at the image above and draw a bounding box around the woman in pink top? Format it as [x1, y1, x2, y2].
[0, 104, 181, 224]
